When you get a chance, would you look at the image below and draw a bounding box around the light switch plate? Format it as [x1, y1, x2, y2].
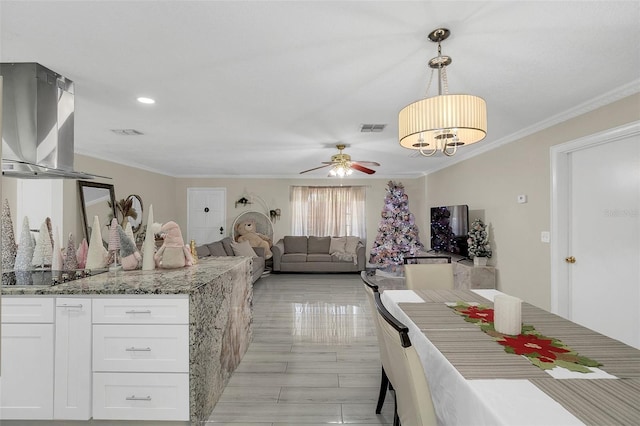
[541, 231, 550, 243]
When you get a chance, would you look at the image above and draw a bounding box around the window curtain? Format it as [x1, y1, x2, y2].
[291, 186, 366, 237]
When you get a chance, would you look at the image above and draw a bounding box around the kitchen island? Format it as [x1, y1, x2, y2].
[1, 256, 253, 422]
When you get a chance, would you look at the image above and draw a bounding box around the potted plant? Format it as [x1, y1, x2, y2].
[467, 218, 492, 266]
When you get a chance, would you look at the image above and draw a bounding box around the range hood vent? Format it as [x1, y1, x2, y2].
[0, 63, 109, 179]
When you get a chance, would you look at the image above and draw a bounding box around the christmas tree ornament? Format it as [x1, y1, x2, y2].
[51, 227, 64, 271]
[2, 199, 17, 270]
[142, 204, 156, 271]
[86, 216, 108, 270]
[64, 233, 79, 271]
[32, 221, 54, 268]
[14, 217, 35, 270]
[369, 181, 423, 271]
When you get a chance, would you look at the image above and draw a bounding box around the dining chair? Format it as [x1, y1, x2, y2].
[403, 256, 454, 291]
[361, 272, 395, 417]
[374, 290, 438, 426]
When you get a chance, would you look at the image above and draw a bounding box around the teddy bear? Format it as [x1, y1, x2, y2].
[154, 221, 193, 268]
[235, 219, 272, 259]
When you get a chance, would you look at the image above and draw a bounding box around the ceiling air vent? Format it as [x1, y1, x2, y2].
[111, 129, 144, 136]
[360, 124, 386, 133]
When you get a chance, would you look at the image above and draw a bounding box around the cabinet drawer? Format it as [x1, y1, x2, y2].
[93, 324, 189, 372]
[92, 372, 189, 421]
[1, 297, 54, 323]
[92, 298, 188, 324]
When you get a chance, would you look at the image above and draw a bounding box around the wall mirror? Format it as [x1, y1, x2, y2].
[78, 180, 117, 244]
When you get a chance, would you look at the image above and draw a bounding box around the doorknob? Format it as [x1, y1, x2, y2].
[204, 207, 209, 213]
[219, 226, 224, 235]
[565, 256, 576, 263]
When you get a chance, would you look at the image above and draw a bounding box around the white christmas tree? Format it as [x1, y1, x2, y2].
[2, 199, 17, 270]
[142, 204, 156, 271]
[108, 218, 121, 271]
[14, 217, 35, 270]
[32, 221, 54, 268]
[86, 215, 108, 270]
[51, 226, 64, 271]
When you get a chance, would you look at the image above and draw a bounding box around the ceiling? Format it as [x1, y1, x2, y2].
[1, 1, 639, 178]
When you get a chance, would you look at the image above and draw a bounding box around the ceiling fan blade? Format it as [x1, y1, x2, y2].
[350, 163, 376, 174]
[353, 160, 380, 167]
[299, 164, 331, 174]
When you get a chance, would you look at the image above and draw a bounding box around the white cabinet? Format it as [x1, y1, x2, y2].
[54, 298, 92, 420]
[1, 297, 55, 420]
[91, 297, 189, 421]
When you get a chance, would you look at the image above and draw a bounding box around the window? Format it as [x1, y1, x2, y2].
[290, 186, 366, 237]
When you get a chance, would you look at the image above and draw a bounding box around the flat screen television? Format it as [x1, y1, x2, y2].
[430, 205, 469, 257]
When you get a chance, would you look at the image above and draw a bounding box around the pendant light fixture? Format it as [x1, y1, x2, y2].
[399, 28, 487, 157]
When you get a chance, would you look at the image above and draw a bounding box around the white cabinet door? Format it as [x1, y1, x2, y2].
[0, 323, 54, 419]
[54, 298, 92, 420]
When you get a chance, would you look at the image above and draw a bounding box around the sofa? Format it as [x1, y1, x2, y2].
[195, 237, 266, 283]
[272, 236, 365, 273]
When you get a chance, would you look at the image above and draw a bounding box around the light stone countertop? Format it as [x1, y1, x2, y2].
[1, 256, 249, 296]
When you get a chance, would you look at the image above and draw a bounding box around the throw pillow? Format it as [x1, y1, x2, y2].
[231, 240, 258, 257]
[345, 236, 360, 255]
[207, 241, 227, 257]
[284, 236, 307, 253]
[329, 237, 346, 253]
[196, 245, 211, 258]
[308, 236, 331, 254]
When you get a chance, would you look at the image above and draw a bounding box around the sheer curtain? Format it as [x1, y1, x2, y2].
[291, 186, 366, 237]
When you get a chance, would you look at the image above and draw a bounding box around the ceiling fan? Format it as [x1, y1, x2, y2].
[299, 144, 380, 177]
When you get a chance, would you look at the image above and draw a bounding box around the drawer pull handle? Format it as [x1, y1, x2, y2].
[126, 395, 152, 401]
[125, 310, 152, 314]
[58, 304, 83, 308]
[126, 347, 152, 352]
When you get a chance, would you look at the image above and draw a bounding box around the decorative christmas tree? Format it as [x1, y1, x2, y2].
[76, 238, 89, 269]
[14, 217, 35, 270]
[86, 216, 108, 270]
[467, 218, 492, 263]
[51, 227, 64, 271]
[64, 233, 79, 271]
[32, 221, 54, 268]
[2, 199, 17, 270]
[142, 204, 156, 271]
[108, 218, 121, 271]
[369, 181, 423, 269]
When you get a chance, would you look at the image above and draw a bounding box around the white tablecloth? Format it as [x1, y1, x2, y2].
[380, 290, 585, 426]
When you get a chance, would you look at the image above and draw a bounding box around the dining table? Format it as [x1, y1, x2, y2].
[379, 287, 640, 426]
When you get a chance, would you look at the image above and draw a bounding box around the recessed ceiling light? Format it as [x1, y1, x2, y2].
[137, 97, 155, 104]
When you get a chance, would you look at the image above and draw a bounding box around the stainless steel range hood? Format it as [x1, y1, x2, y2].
[0, 62, 109, 179]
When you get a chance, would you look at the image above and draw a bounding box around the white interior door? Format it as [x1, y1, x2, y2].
[187, 188, 226, 245]
[552, 122, 640, 348]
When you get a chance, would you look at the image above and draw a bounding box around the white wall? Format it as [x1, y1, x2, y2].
[424, 93, 640, 310]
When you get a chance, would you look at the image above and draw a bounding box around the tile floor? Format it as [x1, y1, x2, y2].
[2, 273, 393, 426]
[208, 273, 395, 425]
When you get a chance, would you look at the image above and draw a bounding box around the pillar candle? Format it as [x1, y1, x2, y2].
[494, 294, 522, 335]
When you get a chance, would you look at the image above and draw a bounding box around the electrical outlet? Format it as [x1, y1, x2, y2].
[541, 231, 550, 243]
[517, 194, 528, 204]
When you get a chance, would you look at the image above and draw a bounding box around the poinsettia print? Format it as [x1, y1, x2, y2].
[460, 305, 494, 323]
[498, 333, 570, 360]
